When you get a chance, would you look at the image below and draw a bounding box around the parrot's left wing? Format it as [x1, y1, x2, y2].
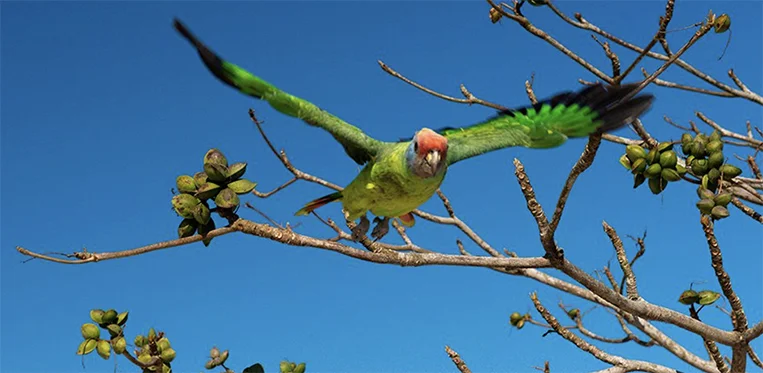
[442, 83, 654, 166]
[174, 19, 384, 165]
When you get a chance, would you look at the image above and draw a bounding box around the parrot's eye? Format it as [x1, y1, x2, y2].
[413, 142, 419, 152]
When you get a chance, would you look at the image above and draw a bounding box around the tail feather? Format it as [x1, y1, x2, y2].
[295, 192, 343, 216]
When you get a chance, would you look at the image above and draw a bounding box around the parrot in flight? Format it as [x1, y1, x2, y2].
[173, 19, 654, 241]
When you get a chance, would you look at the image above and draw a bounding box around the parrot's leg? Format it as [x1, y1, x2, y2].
[371, 217, 390, 241]
[351, 215, 371, 241]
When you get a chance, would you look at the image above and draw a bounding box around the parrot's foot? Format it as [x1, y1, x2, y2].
[371, 217, 390, 241]
[351, 216, 370, 241]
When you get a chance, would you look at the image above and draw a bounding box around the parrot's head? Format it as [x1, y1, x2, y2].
[406, 128, 448, 178]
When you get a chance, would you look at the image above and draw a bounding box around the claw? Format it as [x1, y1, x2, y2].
[351, 215, 370, 241]
[371, 217, 390, 241]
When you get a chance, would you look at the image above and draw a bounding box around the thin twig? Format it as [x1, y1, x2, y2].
[603, 222, 639, 300]
[378, 60, 508, 111]
[444, 346, 472, 373]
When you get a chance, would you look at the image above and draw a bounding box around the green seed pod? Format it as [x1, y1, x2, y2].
[204, 162, 229, 183]
[106, 324, 122, 338]
[516, 319, 525, 329]
[697, 187, 715, 200]
[148, 327, 157, 341]
[227, 179, 258, 195]
[160, 348, 176, 363]
[205, 359, 218, 370]
[692, 140, 706, 158]
[676, 164, 687, 176]
[691, 159, 709, 176]
[228, 162, 248, 180]
[96, 339, 111, 360]
[157, 337, 171, 353]
[218, 350, 229, 365]
[619, 154, 631, 170]
[90, 309, 105, 324]
[172, 194, 201, 218]
[707, 151, 725, 169]
[697, 198, 715, 214]
[706, 140, 723, 154]
[199, 219, 216, 247]
[709, 130, 722, 142]
[686, 155, 695, 166]
[81, 323, 100, 340]
[657, 141, 673, 153]
[489, 7, 502, 23]
[646, 148, 660, 164]
[215, 188, 240, 209]
[659, 151, 678, 168]
[178, 218, 197, 238]
[138, 352, 154, 366]
[711, 206, 730, 220]
[192, 203, 211, 225]
[567, 308, 580, 319]
[678, 289, 700, 305]
[707, 168, 721, 184]
[175, 175, 197, 194]
[509, 312, 523, 326]
[626, 145, 647, 162]
[714, 192, 732, 207]
[698, 290, 721, 305]
[209, 347, 220, 359]
[719, 164, 742, 180]
[648, 177, 667, 194]
[116, 312, 129, 326]
[280, 361, 292, 373]
[630, 158, 647, 174]
[203, 148, 228, 168]
[293, 363, 306, 373]
[77, 339, 98, 355]
[644, 163, 662, 178]
[193, 171, 208, 186]
[102, 309, 118, 324]
[162, 363, 172, 373]
[681, 133, 693, 146]
[113, 337, 127, 354]
[195, 182, 223, 201]
[701, 174, 716, 191]
[661, 168, 682, 182]
[633, 173, 646, 189]
[134, 335, 146, 348]
[714, 14, 731, 33]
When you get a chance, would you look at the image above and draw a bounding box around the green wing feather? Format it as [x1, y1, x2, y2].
[174, 19, 384, 165]
[443, 83, 654, 165]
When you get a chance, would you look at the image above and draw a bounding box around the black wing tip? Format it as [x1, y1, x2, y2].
[172, 18, 261, 99]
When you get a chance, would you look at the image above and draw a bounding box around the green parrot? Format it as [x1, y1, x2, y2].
[174, 19, 654, 240]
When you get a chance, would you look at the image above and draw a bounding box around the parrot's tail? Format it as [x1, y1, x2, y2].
[295, 192, 343, 216]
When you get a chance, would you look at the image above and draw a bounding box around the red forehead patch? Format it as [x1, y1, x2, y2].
[416, 128, 448, 154]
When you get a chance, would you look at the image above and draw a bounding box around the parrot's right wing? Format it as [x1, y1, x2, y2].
[174, 19, 385, 166]
[441, 83, 654, 166]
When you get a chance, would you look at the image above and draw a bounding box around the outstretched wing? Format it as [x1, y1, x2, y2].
[442, 83, 654, 166]
[174, 19, 384, 165]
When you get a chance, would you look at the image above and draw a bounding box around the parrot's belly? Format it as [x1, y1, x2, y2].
[342, 165, 445, 220]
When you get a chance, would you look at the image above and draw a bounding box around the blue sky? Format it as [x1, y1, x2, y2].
[2, 1, 761, 372]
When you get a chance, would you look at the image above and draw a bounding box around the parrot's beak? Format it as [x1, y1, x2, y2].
[425, 150, 441, 169]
